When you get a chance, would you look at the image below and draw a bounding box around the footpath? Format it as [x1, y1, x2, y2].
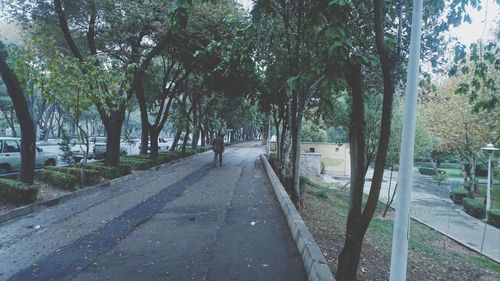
[324, 169, 500, 264]
[0, 143, 307, 281]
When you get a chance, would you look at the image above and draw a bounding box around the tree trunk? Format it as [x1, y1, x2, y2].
[101, 108, 126, 167]
[0, 40, 36, 184]
[169, 129, 182, 151]
[133, 73, 149, 155]
[150, 128, 159, 160]
[182, 125, 190, 153]
[336, 64, 366, 281]
[290, 91, 302, 208]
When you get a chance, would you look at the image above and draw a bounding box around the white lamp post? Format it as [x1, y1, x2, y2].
[481, 143, 499, 220]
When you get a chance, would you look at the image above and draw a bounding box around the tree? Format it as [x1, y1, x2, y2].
[0, 40, 36, 183]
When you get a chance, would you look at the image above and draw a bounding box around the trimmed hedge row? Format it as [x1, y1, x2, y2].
[452, 188, 469, 204]
[39, 169, 78, 191]
[463, 198, 485, 219]
[85, 163, 131, 179]
[418, 167, 445, 176]
[0, 179, 39, 204]
[120, 157, 155, 170]
[45, 166, 101, 186]
[487, 209, 500, 228]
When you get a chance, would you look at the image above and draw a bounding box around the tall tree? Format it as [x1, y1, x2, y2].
[0, 40, 36, 183]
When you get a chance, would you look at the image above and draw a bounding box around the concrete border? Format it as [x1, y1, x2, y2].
[0, 151, 211, 225]
[260, 154, 335, 281]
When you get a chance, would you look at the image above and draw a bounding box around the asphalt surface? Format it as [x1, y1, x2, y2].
[0, 143, 306, 281]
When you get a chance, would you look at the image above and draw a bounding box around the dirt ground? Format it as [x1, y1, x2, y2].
[300, 188, 499, 281]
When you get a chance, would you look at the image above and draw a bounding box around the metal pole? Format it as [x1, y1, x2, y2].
[389, 1, 423, 280]
[486, 153, 492, 219]
[268, 115, 271, 154]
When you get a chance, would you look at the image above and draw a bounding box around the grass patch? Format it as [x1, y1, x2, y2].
[323, 157, 344, 167]
[303, 181, 500, 276]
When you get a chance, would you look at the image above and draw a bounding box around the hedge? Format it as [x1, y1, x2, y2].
[158, 152, 181, 164]
[0, 179, 39, 204]
[45, 166, 101, 186]
[452, 188, 469, 204]
[418, 167, 445, 176]
[85, 163, 131, 179]
[487, 209, 500, 228]
[39, 169, 78, 191]
[120, 157, 155, 170]
[463, 198, 485, 219]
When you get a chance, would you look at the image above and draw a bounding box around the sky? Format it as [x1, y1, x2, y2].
[448, 0, 499, 45]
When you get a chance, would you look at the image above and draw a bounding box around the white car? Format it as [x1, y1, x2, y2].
[138, 137, 172, 152]
[0, 137, 58, 174]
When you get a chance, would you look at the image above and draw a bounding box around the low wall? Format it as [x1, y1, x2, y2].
[300, 153, 321, 177]
[260, 154, 335, 281]
[270, 142, 350, 175]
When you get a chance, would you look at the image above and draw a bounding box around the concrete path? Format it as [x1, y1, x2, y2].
[324, 170, 500, 263]
[0, 143, 306, 281]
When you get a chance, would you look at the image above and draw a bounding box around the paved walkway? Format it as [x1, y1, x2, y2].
[323, 169, 500, 263]
[0, 143, 306, 281]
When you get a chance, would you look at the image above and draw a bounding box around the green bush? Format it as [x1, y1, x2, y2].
[39, 169, 78, 191]
[463, 198, 486, 219]
[182, 149, 197, 156]
[487, 209, 500, 228]
[85, 163, 131, 179]
[452, 188, 469, 204]
[157, 152, 180, 164]
[45, 166, 101, 186]
[0, 178, 39, 204]
[418, 167, 445, 176]
[120, 157, 155, 170]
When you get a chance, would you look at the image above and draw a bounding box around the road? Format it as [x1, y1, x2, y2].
[0, 143, 306, 281]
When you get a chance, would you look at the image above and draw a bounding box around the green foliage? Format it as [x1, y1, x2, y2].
[452, 188, 469, 204]
[432, 173, 449, 187]
[450, 33, 499, 112]
[463, 198, 486, 219]
[85, 163, 131, 179]
[39, 169, 78, 191]
[487, 209, 500, 228]
[418, 167, 445, 176]
[0, 178, 39, 204]
[301, 120, 327, 142]
[120, 157, 155, 170]
[44, 166, 101, 186]
[59, 129, 74, 166]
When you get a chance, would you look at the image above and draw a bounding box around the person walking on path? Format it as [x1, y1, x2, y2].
[212, 133, 224, 167]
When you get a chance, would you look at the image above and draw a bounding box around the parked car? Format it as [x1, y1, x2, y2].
[70, 142, 96, 163]
[0, 137, 58, 174]
[92, 137, 128, 159]
[138, 137, 172, 152]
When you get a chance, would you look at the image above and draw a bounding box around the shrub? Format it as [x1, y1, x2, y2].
[85, 163, 131, 179]
[39, 169, 78, 191]
[158, 152, 180, 164]
[0, 179, 39, 204]
[463, 198, 486, 219]
[418, 167, 445, 176]
[120, 157, 155, 170]
[45, 166, 101, 186]
[452, 188, 469, 204]
[487, 209, 500, 228]
[182, 149, 197, 156]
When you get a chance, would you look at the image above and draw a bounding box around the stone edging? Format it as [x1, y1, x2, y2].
[0, 152, 208, 225]
[259, 154, 335, 281]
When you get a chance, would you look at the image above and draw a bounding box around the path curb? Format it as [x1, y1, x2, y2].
[260, 154, 335, 281]
[0, 152, 208, 225]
